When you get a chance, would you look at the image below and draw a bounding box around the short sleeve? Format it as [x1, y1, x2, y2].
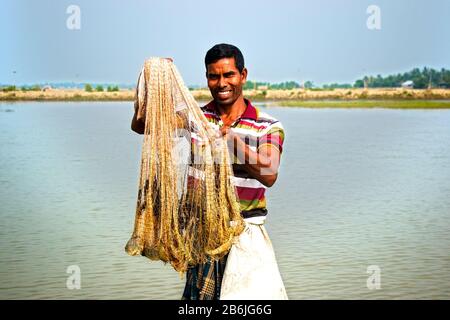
[257, 122, 285, 154]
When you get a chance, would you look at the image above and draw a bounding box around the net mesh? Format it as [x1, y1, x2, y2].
[125, 58, 244, 273]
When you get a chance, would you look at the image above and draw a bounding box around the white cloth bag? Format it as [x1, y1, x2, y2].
[220, 217, 288, 300]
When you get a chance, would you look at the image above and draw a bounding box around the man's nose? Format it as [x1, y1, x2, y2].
[218, 76, 227, 88]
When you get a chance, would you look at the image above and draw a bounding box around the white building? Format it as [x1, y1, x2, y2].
[401, 80, 414, 88]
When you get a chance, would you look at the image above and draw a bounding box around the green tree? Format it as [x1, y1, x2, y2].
[107, 85, 120, 92]
[85, 84, 93, 92]
[323, 83, 352, 89]
[2, 85, 16, 92]
[353, 80, 364, 88]
[304, 81, 314, 89]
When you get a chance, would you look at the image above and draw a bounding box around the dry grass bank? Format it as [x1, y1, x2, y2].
[0, 89, 135, 101]
[1, 88, 449, 102]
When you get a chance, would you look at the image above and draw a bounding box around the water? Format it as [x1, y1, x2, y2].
[0, 102, 449, 299]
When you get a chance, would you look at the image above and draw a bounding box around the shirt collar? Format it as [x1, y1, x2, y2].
[204, 98, 257, 121]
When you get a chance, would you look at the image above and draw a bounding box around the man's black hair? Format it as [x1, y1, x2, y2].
[204, 43, 245, 73]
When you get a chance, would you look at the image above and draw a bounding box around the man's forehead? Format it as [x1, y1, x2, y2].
[206, 57, 238, 72]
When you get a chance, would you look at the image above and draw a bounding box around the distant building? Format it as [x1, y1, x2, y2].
[42, 85, 52, 91]
[257, 85, 269, 90]
[401, 80, 414, 88]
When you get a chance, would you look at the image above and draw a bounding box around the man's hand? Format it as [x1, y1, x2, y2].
[131, 57, 174, 135]
[220, 126, 281, 187]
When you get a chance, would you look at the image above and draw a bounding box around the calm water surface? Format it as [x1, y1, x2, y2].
[0, 101, 449, 299]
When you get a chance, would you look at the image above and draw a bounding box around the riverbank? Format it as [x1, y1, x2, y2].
[276, 100, 450, 109]
[1, 88, 450, 108]
[0, 89, 135, 101]
[195, 88, 450, 101]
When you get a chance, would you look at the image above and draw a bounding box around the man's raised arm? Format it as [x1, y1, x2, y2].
[131, 109, 145, 134]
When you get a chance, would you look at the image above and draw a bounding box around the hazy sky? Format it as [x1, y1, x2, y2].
[1, 0, 449, 86]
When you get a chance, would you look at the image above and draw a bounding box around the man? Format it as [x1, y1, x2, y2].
[131, 44, 286, 300]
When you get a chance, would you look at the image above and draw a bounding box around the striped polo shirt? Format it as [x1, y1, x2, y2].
[198, 99, 285, 217]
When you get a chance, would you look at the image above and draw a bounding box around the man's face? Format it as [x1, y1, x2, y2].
[206, 57, 247, 107]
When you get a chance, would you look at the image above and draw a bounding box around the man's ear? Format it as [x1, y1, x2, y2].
[241, 67, 248, 84]
[205, 71, 209, 79]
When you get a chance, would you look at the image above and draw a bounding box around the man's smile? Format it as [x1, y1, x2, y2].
[217, 89, 232, 98]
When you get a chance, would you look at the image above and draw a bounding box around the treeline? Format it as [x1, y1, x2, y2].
[242, 67, 450, 90]
[1, 84, 121, 92]
[353, 67, 450, 89]
[2, 85, 43, 92]
[243, 80, 305, 90]
[323, 83, 353, 89]
[3, 67, 449, 93]
[84, 84, 119, 92]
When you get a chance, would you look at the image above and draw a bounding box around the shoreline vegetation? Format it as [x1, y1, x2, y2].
[1, 88, 450, 109]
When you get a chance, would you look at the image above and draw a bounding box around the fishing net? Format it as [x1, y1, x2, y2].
[125, 57, 244, 273]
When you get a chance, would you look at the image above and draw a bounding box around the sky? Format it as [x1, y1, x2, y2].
[1, 0, 449, 86]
